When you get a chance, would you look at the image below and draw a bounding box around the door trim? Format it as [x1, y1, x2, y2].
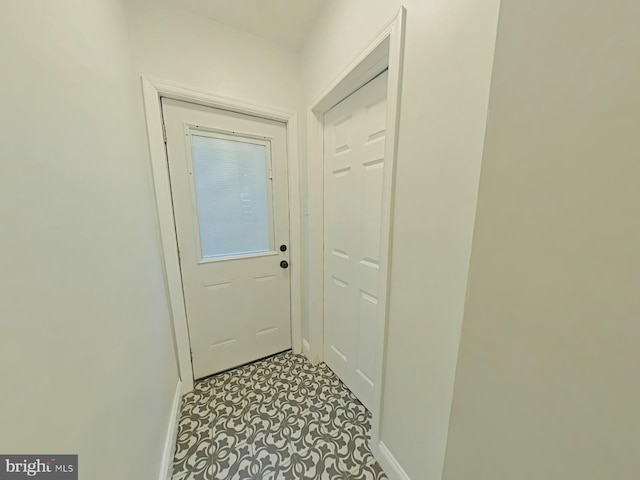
[305, 7, 406, 458]
[141, 77, 302, 394]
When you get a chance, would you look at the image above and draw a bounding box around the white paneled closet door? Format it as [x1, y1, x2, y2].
[323, 71, 388, 410]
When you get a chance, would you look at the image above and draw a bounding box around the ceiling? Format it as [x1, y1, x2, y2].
[169, 0, 323, 50]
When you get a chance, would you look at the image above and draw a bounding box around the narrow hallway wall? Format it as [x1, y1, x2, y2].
[444, 1, 640, 479]
[124, 0, 301, 112]
[0, 1, 179, 478]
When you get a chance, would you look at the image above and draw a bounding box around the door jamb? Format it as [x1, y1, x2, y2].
[141, 78, 302, 394]
[305, 7, 406, 456]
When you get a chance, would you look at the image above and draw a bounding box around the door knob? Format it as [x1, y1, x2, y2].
[280, 260, 289, 269]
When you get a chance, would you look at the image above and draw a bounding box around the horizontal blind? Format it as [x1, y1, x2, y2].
[191, 134, 273, 258]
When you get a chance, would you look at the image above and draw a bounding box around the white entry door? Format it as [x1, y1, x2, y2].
[162, 98, 291, 380]
[323, 71, 388, 409]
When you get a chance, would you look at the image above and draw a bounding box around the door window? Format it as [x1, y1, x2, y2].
[189, 130, 275, 260]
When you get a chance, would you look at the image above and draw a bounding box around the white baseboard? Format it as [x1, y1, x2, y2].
[159, 380, 182, 480]
[375, 441, 412, 480]
[302, 338, 311, 359]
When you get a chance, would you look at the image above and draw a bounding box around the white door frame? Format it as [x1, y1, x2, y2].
[305, 7, 406, 458]
[141, 78, 302, 394]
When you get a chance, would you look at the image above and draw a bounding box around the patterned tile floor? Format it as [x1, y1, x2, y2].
[173, 350, 387, 480]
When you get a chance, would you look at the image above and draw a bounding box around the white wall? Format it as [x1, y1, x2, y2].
[300, 1, 501, 478]
[124, 0, 300, 113]
[443, 1, 640, 479]
[0, 1, 179, 479]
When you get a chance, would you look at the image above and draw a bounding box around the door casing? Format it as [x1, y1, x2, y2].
[141, 78, 302, 395]
[305, 6, 406, 461]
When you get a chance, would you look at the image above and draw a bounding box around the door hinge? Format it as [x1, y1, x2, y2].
[162, 123, 167, 143]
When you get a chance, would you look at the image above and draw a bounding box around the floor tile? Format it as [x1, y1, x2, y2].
[172, 351, 387, 480]
[209, 441, 252, 479]
[173, 464, 213, 480]
[173, 428, 212, 478]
